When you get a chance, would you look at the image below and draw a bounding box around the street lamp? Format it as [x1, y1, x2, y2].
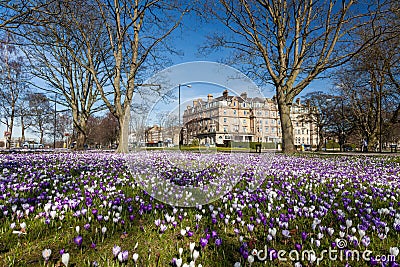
[178, 83, 192, 146]
[53, 92, 57, 149]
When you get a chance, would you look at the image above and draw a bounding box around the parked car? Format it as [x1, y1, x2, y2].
[22, 141, 44, 149]
[343, 144, 354, 151]
[69, 141, 88, 149]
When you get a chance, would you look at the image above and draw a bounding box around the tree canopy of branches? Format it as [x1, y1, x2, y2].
[0, 32, 29, 147]
[26, 92, 52, 143]
[80, 0, 188, 153]
[86, 112, 119, 147]
[203, 0, 389, 153]
[332, 0, 400, 151]
[23, 0, 108, 150]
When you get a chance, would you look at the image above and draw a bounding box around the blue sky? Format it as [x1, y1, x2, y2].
[167, 11, 333, 98]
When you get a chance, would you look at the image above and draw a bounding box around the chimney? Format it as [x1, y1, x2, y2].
[296, 98, 301, 105]
[240, 92, 247, 100]
[193, 100, 198, 107]
[207, 94, 213, 102]
[222, 90, 228, 98]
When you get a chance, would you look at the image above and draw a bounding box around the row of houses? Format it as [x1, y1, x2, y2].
[182, 90, 317, 147]
[132, 90, 317, 148]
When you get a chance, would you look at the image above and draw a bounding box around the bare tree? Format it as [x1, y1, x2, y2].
[301, 92, 339, 151]
[86, 112, 119, 148]
[26, 92, 52, 143]
[0, 32, 29, 147]
[23, 0, 107, 150]
[203, 0, 388, 153]
[332, 1, 400, 151]
[16, 91, 33, 142]
[82, 0, 189, 153]
[0, 1, 52, 30]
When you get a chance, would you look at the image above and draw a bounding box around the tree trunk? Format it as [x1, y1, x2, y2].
[76, 131, 86, 150]
[8, 109, 15, 149]
[317, 132, 324, 151]
[116, 105, 130, 153]
[20, 116, 25, 143]
[278, 102, 296, 153]
[75, 120, 87, 150]
[40, 131, 44, 144]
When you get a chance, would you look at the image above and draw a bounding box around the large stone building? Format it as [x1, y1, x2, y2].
[182, 90, 317, 148]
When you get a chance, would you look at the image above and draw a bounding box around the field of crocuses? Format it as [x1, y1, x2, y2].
[0, 152, 399, 267]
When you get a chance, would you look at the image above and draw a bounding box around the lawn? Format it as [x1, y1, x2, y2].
[0, 151, 399, 266]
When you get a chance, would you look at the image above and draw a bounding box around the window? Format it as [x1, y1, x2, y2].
[265, 119, 268, 124]
[223, 109, 227, 115]
[224, 118, 227, 123]
[302, 129, 304, 135]
[243, 102, 246, 107]
[224, 127, 227, 133]
[234, 118, 238, 124]
[244, 111, 247, 115]
[234, 102, 236, 106]
[265, 127, 269, 133]
[243, 127, 247, 133]
[259, 120, 262, 125]
[271, 127, 275, 133]
[259, 127, 262, 132]
[278, 120, 281, 125]
[233, 110, 237, 115]
[302, 137, 305, 143]
[243, 119, 247, 124]
[296, 122, 299, 127]
[265, 111, 269, 116]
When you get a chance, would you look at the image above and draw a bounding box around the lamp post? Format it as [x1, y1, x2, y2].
[178, 84, 191, 147]
[378, 82, 382, 153]
[53, 92, 57, 149]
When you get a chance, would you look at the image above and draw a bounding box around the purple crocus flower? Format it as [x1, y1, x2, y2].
[247, 224, 255, 232]
[301, 232, 308, 241]
[215, 238, 222, 246]
[212, 230, 218, 239]
[118, 250, 129, 262]
[74, 235, 83, 246]
[113, 245, 121, 257]
[200, 237, 208, 248]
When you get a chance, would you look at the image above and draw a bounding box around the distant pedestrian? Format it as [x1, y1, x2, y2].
[363, 139, 368, 152]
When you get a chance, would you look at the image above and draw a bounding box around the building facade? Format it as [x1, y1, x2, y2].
[182, 90, 317, 147]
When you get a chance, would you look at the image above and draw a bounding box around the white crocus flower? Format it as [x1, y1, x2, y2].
[42, 249, 51, 261]
[62, 253, 70, 267]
